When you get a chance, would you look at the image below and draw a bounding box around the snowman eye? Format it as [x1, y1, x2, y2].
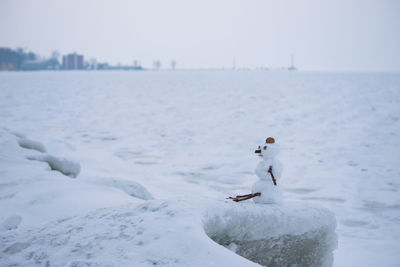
[263, 146, 267, 150]
[258, 146, 261, 149]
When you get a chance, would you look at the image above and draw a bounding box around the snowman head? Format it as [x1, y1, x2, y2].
[254, 137, 279, 160]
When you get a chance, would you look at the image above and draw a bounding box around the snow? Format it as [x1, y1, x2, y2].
[0, 133, 137, 228]
[1, 198, 259, 266]
[17, 138, 47, 153]
[0, 70, 399, 266]
[1, 215, 22, 231]
[86, 177, 154, 200]
[27, 154, 81, 178]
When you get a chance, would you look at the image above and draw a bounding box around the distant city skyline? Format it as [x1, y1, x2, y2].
[1, 0, 399, 71]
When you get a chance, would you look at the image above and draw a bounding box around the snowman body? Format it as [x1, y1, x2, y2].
[252, 140, 283, 204]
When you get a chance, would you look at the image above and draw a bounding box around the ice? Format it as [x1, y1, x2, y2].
[204, 202, 337, 267]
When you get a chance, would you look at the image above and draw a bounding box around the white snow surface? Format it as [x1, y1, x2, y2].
[0, 71, 399, 266]
[17, 138, 47, 153]
[27, 154, 81, 178]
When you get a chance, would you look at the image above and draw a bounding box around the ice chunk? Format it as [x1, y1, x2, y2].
[27, 155, 81, 178]
[2, 215, 22, 230]
[203, 202, 337, 267]
[17, 138, 46, 153]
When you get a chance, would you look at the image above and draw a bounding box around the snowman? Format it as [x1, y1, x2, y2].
[227, 137, 283, 204]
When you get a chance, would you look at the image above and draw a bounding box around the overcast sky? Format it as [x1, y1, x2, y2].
[1, 0, 399, 71]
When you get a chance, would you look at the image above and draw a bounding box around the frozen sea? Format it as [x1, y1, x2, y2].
[0, 70, 399, 266]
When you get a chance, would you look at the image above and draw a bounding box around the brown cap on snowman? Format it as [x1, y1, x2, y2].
[255, 137, 275, 156]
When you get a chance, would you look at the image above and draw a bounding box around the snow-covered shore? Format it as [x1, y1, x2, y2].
[0, 129, 336, 266]
[1, 70, 399, 266]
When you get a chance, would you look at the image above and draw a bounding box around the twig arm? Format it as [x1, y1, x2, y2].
[268, 166, 277, 186]
[227, 192, 261, 202]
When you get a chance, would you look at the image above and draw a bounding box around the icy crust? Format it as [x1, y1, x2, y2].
[203, 202, 337, 267]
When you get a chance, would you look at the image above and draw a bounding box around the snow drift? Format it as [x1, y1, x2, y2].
[27, 155, 81, 178]
[0, 200, 259, 267]
[87, 177, 154, 200]
[17, 138, 47, 153]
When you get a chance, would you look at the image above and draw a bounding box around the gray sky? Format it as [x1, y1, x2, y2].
[1, 0, 399, 71]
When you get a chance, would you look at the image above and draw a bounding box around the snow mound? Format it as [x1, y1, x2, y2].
[27, 155, 81, 178]
[17, 138, 47, 153]
[0, 200, 258, 267]
[89, 177, 154, 200]
[203, 202, 337, 267]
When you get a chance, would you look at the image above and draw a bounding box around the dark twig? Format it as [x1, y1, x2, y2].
[227, 192, 261, 202]
[268, 166, 277, 186]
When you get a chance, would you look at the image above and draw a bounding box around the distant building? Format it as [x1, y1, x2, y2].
[96, 63, 109, 70]
[62, 53, 84, 70]
[0, 62, 16, 71]
[0, 47, 25, 70]
[21, 60, 48, 71]
[21, 58, 60, 71]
